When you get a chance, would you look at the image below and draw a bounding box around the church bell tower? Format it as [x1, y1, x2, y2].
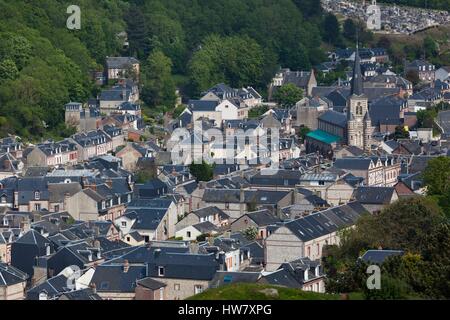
[347, 44, 374, 151]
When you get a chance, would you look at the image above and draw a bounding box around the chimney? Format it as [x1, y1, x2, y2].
[123, 259, 130, 273]
[3, 159, 11, 171]
[105, 179, 113, 189]
[240, 187, 245, 203]
[64, 193, 70, 209]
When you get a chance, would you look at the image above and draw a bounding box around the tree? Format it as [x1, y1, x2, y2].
[189, 161, 214, 182]
[394, 125, 409, 139]
[423, 36, 438, 58]
[188, 35, 265, 95]
[0, 59, 19, 82]
[423, 156, 450, 196]
[125, 5, 148, 58]
[377, 36, 392, 51]
[363, 275, 412, 300]
[243, 227, 258, 241]
[141, 49, 176, 107]
[273, 83, 303, 108]
[323, 197, 449, 298]
[422, 156, 450, 218]
[405, 70, 420, 86]
[299, 126, 311, 143]
[343, 19, 357, 42]
[323, 14, 341, 45]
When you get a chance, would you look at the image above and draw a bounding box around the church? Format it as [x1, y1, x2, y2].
[305, 46, 375, 158]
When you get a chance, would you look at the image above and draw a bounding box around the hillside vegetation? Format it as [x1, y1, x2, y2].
[0, 0, 327, 140]
[187, 283, 346, 300]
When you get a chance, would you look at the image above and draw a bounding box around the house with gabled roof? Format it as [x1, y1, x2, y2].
[201, 189, 293, 220]
[230, 209, 282, 239]
[106, 57, 140, 82]
[46, 241, 104, 276]
[265, 202, 367, 271]
[298, 172, 355, 206]
[175, 221, 219, 241]
[65, 182, 127, 222]
[0, 263, 28, 300]
[259, 257, 325, 293]
[146, 251, 220, 300]
[11, 229, 54, 280]
[352, 186, 399, 213]
[175, 206, 229, 233]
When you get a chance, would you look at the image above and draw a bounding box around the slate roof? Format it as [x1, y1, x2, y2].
[333, 157, 373, 170]
[202, 189, 290, 205]
[245, 210, 282, 227]
[352, 187, 395, 205]
[0, 263, 28, 286]
[58, 288, 102, 300]
[318, 110, 347, 128]
[369, 95, 406, 127]
[136, 277, 166, 290]
[360, 249, 404, 264]
[126, 209, 167, 231]
[48, 183, 82, 203]
[99, 88, 130, 101]
[26, 273, 71, 299]
[15, 229, 50, 248]
[282, 202, 367, 242]
[192, 221, 219, 234]
[146, 252, 220, 281]
[192, 206, 229, 220]
[91, 263, 146, 293]
[188, 99, 219, 112]
[106, 57, 139, 69]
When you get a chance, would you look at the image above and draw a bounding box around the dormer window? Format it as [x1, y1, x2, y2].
[1, 195, 6, 203]
[35, 191, 41, 200]
[158, 266, 165, 277]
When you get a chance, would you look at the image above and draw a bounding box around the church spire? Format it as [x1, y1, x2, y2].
[350, 42, 364, 96]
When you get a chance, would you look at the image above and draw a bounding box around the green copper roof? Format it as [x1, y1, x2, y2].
[306, 130, 342, 144]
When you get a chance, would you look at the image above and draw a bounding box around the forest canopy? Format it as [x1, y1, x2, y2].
[0, 0, 329, 140]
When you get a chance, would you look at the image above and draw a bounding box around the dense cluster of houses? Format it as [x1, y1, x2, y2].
[322, 0, 450, 34]
[1, 40, 449, 301]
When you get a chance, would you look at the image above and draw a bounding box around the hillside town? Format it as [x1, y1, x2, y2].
[1, 38, 449, 300]
[322, 0, 450, 34]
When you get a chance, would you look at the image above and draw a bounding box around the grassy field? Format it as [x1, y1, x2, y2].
[186, 283, 357, 300]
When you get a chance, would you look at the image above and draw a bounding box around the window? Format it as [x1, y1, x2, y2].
[194, 285, 204, 294]
[34, 191, 40, 200]
[102, 201, 106, 210]
[187, 231, 191, 238]
[34, 204, 41, 211]
[158, 266, 165, 276]
[1, 195, 6, 203]
[54, 205, 60, 212]
[174, 284, 180, 291]
[121, 221, 127, 227]
[126, 237, 130, 242]
[225, 203, 230, 210]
